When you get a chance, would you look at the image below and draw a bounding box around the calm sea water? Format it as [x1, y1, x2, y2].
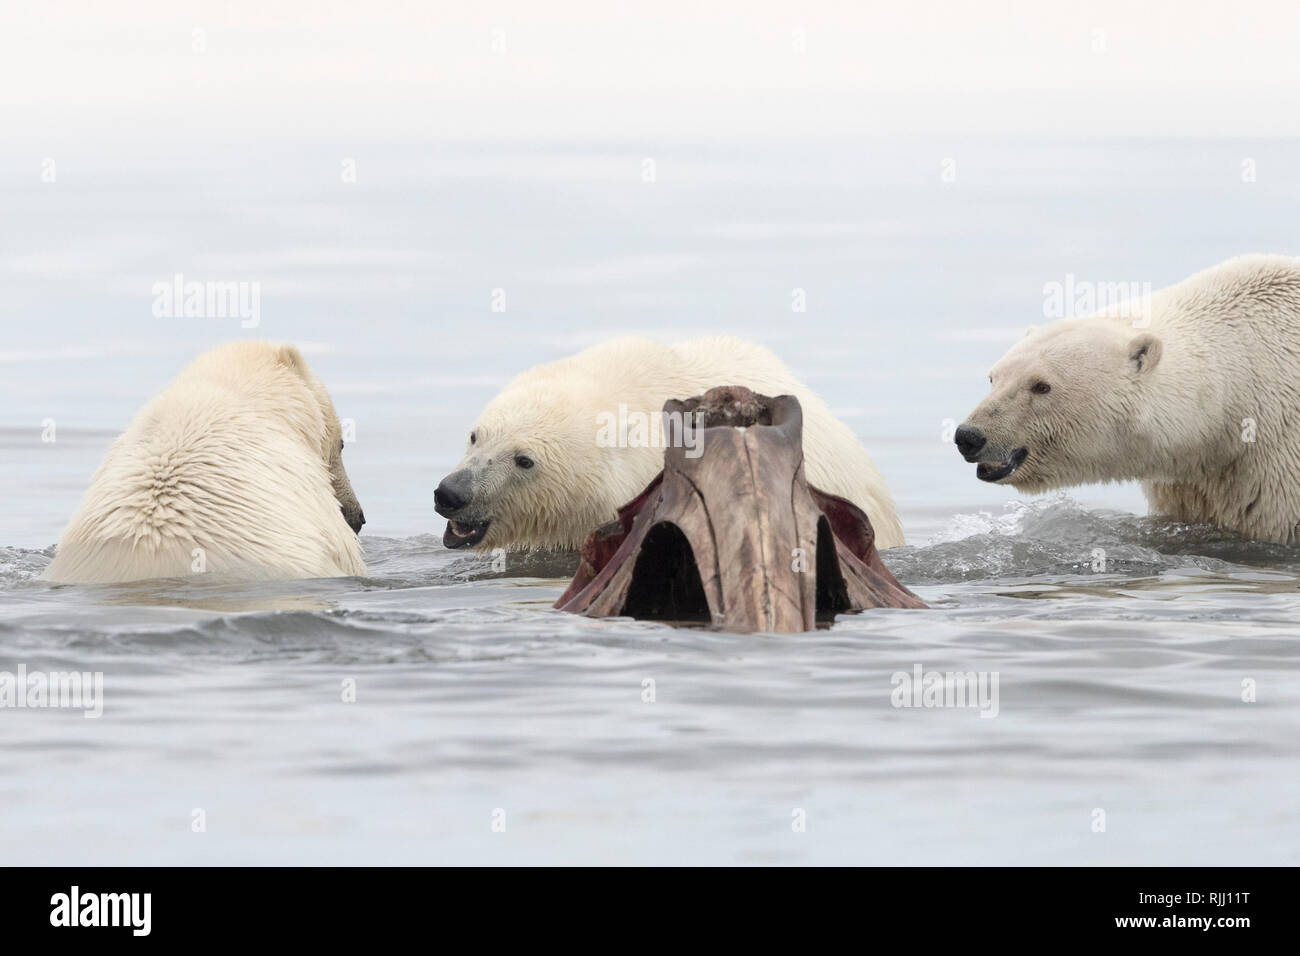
[2, 138, 1299, 864]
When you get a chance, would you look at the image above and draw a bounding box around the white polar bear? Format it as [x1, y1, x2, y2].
[956, 254, 1300, 544]
[434, 336, 905, 552]
[43, 341, 366, 583]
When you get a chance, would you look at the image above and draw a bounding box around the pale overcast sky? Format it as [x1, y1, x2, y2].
[3, 1, 1299, 142]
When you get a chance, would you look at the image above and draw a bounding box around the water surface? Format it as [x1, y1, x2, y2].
[2, 139, 1298, 864]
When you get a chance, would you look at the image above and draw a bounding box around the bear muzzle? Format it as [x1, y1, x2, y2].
[341, 504, 366, 534]
[435, 468, 492, 548]
[955, 424, 1029, 482]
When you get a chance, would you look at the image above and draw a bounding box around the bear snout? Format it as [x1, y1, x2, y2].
[434, 469, 474, 516]
[341, 504, 365, 534]
[954, 424, 987, 461]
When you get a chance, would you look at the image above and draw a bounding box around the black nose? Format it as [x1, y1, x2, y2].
[434, 470, 473, 516]
[342, 506, 365, 534]
[954, 425, 987, 460]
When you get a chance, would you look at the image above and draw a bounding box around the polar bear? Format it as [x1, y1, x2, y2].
[434, 336, 905, 552]
[43, 341, 366, 583]
[956, 254, 1300, 544]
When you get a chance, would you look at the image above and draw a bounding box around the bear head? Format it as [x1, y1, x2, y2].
[955, 318, 1163, 491]
[435, 380, 638, 551]
[269, 343, 366, 534]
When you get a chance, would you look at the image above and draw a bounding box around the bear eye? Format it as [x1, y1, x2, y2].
[515, 454, 534, 470]
[469, 431, 477, 445]
[1031, 381, 1051, 395]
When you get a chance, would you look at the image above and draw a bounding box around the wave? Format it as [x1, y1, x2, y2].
[6, 496, 1298, 603]
[0, 546, 54, 587]
[886, 495, 1300, 585]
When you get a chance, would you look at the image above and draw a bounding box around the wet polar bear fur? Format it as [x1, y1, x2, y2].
[43, 341, 366, 584]
[437, 335, 905, 552]
[958, 254, 1300, 544]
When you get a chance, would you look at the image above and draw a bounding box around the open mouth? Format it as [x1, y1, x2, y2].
[443, 519, 490, 549]
[975, 446, 1029, 483]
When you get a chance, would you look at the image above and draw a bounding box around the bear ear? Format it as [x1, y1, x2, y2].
[1128, 333, 1162, 374]
[274, 343, 306, 375]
